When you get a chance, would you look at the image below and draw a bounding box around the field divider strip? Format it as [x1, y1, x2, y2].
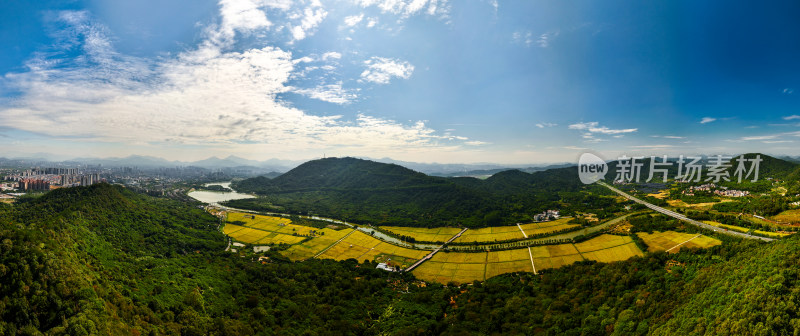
[313, 229, 357, 259]
[666, 234, 702, 253]
[517, 223, 528, 239]
[527, 247, 537, 275]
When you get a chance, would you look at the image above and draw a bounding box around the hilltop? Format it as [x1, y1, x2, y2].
[230, 157, 604, 227]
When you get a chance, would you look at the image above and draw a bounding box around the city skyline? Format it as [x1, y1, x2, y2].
[1, 1, 800, 164]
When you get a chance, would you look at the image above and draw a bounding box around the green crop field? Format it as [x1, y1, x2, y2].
[637, 231, 722, 253]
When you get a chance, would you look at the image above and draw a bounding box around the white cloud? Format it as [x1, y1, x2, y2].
[536, 31, 558, 48]
[700, 117, 716, 124]
[568, 121, 637, 134]
[321, 51, 342, 61]
[535, 123, 557, 128]
[366, 17, 378, 28]
[289, 1, 327, 42]
[651, 135, 685, 139]
[784, 88, 794, 95]
[512, 31, 533, 47]
[464, 140, 489, 146]
[0, 5, 478, 159]
[293, 82, 358, 104]
[783, 115, 800, 120]
[359, 57, 414, 84]
[356, 0, 449, 18]
[344, 13, 364, 26]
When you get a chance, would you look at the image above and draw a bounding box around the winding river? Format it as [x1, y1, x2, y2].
[187, 182, 436, 249]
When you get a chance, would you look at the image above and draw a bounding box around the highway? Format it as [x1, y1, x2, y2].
[598, 181, 774, 242]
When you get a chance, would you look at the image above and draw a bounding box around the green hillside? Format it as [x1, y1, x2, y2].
[229, 157, 610, 227]
[3, 183, 800, 334]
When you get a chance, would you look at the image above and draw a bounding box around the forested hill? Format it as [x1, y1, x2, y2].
[602, 153, 799, 182]
[234, 157, 454, 192]
[230, 157, 592, 227]
[5, 184, 800, 334]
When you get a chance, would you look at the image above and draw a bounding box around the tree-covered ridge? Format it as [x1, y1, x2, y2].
[3, 183, 800, 334]
[0, 184, 430, 335]
[230, 157, 612, 227]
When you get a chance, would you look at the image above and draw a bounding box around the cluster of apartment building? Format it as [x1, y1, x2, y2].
[533, 209, 561, 222]
[5, 168, 103, 191]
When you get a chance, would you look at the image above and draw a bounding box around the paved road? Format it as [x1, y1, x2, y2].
[598, 181, 774, 242]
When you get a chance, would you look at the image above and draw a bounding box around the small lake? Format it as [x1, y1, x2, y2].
[187, 182, 255, 204]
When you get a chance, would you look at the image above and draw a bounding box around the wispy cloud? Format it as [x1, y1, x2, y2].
[568, 121, 637, 134]
[512, 31, 533, 47]
[783, 115, 800, 120]
[651, 135, 685, 139]
[700, 117, 716, 124]
[740, 135, 778, 141]
[292, 82, 359, 104]
[535, 122, 557, 128]
[359, 57, 414, 84]
[355, 0, 450, 19]
[536, 31, 559, 48]
[783, 88, 794, 95]
[343, 13, 364, 27]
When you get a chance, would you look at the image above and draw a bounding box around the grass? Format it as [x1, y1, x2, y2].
[637, 231, 722, 253]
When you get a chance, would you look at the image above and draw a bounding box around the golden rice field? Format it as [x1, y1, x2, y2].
[227, 212, 317, 236]
[453, 225, 524, 243]
[381, 218, 577, 244]
[413, 234, 643, 284]
[637, 231, 722, 253]
[223, 224, 307, 245]
[315, 230, 429, 269]
[280, 228, 354, 261]
[517, 218, 579, 237]
[773, 209, 800, 224]
[701, 220, 790, 238]
[379, 226, 463, 243]
[647, 190, 670, 199]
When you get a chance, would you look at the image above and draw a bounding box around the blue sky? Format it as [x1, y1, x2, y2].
[1, 0, 799, 164]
